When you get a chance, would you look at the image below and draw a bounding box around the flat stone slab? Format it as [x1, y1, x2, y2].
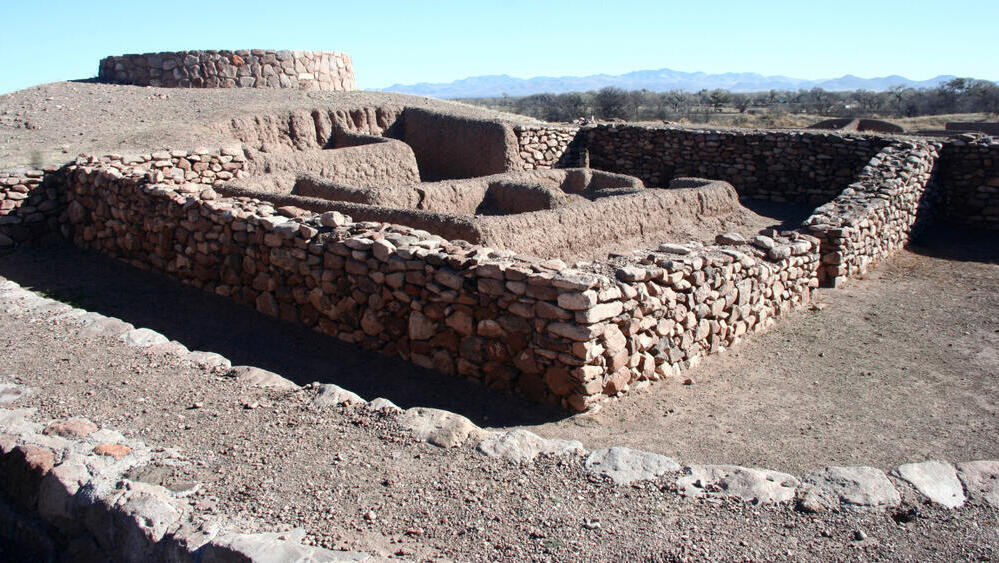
[228, 366, 298, 390]
[677, 465, 799, 505]
[477, 430, 584, 464]
[367, 398, 402, 414]
[312, 384, 365, 407]
[186, 351, 232, 372]
[120, 327, 169, 348]
[78, 316, 135, 339]
[585, 447, 680, 485]
[956, 460, 999, 509]
[893, 460, 966, 508]
[398, 408, 487, 448]
[202, 529, 370, 562]
[0, 382, 29, 405]
[802, 466, 901, 509]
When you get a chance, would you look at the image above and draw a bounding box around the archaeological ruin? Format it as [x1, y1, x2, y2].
[2, 51, 998, 415]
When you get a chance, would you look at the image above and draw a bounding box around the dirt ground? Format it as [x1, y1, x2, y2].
[527, 227, 999, 473]
[2, 82, 998, 560]
[1, 226, 995, 475]
[1, 234, 998, 561]
[0, 81, 539, 169]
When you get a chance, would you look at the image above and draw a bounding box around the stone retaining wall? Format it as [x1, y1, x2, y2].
[804, 140, 941, 286]
[936, 136, 999, 230]
[514, 125, 582, 169]
[582, 124, 887, 202]
[98, 50, 355, 91]
[54, 152, 818, 411]
[0, 168, 63, 247]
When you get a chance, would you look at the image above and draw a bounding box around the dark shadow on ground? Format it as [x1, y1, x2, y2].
[739, 199, 817, 231]
[0, 243, 566, 427]
[909, 224, 999, 265]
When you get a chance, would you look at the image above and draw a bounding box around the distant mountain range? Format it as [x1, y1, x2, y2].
[375, 68, 969, 99]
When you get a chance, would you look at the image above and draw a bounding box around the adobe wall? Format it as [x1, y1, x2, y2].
[581, 125, 887, 202]
[98, 50, 355, 91]
[222, 107, 406, 151]
[471, 181, 744, 258]
[235, 136, 421, 192]
[936, 137, 999, 230]
[217, 170, 746, 260]
[402, 109, 520, 180]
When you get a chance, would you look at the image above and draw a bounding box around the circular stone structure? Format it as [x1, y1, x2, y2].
[98, 49, 355, 91]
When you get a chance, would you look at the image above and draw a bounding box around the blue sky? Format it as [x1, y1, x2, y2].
[1, 0, 996, 94]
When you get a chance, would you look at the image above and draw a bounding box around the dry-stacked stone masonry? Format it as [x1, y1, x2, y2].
[936, 134, 999, 230]
[98, 50, 355, 91]
[1, 103, 997, 410]
[804, 140, 941, 286]
[38, 150, 816, 411]
[0, 168, 63, 246]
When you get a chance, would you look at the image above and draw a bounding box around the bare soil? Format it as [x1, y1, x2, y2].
[2, 83, 998, 560]
[0, 82, 539, 169]
[527, 228, 999, 474]
[1, 236, 998, 561]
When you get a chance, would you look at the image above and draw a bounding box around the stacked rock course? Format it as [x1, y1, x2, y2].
[0, 167, 63, 246]
[514, 126, 581, 169]
[937, 134, 999, 230]
[804, 140, 941, 286]
[98, 50, 355, 91]
[581, 124, 885, 200]
[53, 151, 817, 411]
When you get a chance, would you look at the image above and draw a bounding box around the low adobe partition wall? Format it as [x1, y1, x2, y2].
[222, 106, 545, 181]
[804, 140, 941, 286]
[581, 124, 888, 201]
[402, 109, 522, 180]
[233, 134, 421, 193]
[221, 171, 748, 260]
[936, 136, 999, 230]
[56, 151, 819, 411]
[98, 50, 355, 91]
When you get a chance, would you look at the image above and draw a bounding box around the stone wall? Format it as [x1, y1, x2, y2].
[803, 140, 941, 286]
[514, 125, 583, 169]
[936, 136, 999, 230]
[98, 50, 355, 91]
[0, 398, 363, 560]
[0, 168, 63, 247]
[582, 124, 887, 202]
[52, 152, 818, 411]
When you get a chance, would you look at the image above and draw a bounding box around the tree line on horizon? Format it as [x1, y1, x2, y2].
[457, 78, 999, 123]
